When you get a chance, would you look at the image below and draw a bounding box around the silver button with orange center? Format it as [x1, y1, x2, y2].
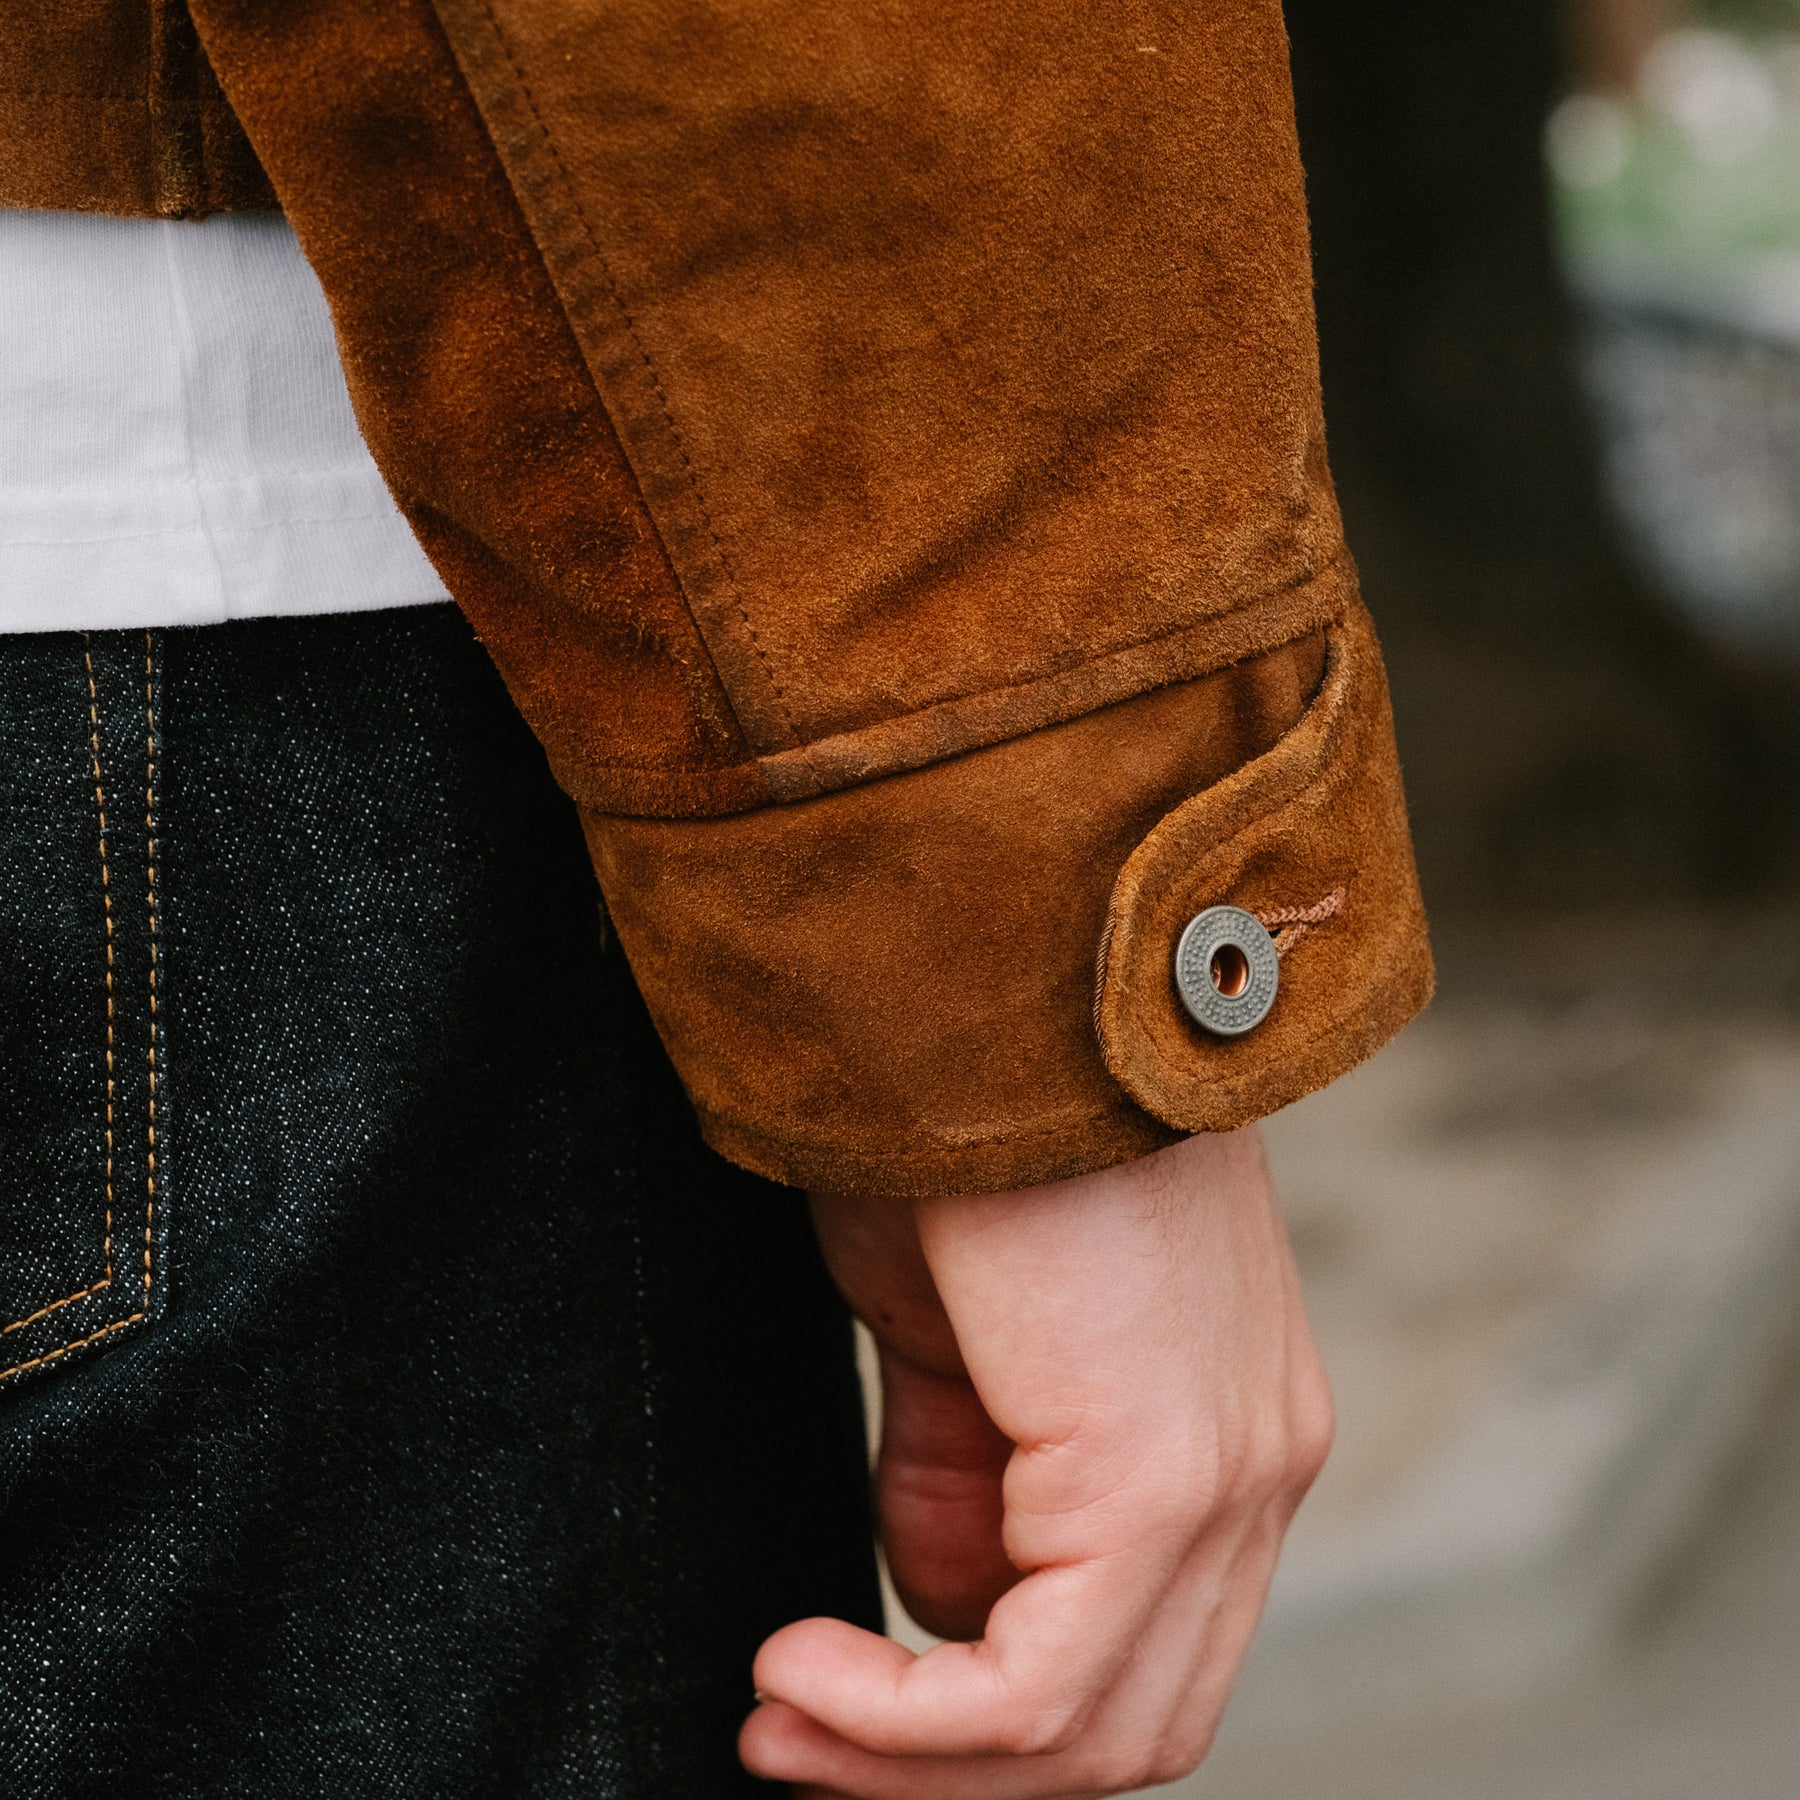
[1174, 906, 1279, 1036]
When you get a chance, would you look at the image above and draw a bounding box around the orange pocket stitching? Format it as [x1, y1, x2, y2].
[0, 633, 158, 1382]
[142, 632, 160, 1317]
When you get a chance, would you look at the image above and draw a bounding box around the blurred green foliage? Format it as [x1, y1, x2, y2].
[1690, 0, 1799, 33]
[1557, 119, 1800, 263]
[1552, 29, 1800, 266]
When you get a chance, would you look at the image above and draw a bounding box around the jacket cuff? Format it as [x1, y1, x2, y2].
[1096, 599, 1433, 1129]
[583, 600, 1431, 1197]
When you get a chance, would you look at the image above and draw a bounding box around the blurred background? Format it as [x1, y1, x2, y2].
[1194, 0, 1800, 1791]
[885, 2, 1800, 1794]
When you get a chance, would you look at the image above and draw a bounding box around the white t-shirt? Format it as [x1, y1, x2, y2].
[0, 207, 449, 632]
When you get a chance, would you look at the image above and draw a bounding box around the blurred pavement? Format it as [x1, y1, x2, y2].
[877, 910, 1800, 1799]
[1186, 909, 1800, 1797]
[1191, 1338, 1800, 1798]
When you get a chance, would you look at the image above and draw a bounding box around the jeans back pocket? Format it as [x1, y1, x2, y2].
[0, 632, 163, 1388]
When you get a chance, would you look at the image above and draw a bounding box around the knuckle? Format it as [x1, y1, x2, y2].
[1214, 1427, 1289, 1508]
[1144, 1445, 1271, 1532]
[1132, 1374, 1339, 1533]
[1251, 1437, 1295, 1500]
[1288, 1371, 1338, 1489]
[1291, 1420, 1334, 1490]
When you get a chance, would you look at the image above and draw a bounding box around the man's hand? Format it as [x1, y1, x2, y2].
[738, 1126, 1333, 1799]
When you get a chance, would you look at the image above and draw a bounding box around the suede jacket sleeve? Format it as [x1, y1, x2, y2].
[185, 0, 1433, 1197]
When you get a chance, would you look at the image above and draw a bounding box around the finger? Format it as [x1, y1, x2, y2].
[742, 1699, 1111, 1800]
[878, 1348, 1019, 1641]
[759, 1366, 1278, 1763]
[988, 1501, 1283, 1793]
[752, 1536, 1176, 1761]
[1054, 1505, 1270, 1758]
[760, 1292, 1329, 1768]
[743, 1504, 1292, 1798]
[739, 1539, 1239, 1798]
[745, 1497, 1238, 1764]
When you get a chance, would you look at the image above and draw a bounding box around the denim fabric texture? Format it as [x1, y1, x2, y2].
[0, 607, 880, 1796]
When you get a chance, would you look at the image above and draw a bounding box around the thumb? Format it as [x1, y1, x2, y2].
[876, 1345, 1020, 1642]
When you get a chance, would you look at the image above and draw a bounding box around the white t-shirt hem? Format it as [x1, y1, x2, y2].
[1, 207, 453, 632]
[0, 468, 450, 632]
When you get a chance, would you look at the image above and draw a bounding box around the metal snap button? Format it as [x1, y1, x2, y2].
[1174, 906, 1279, 1037]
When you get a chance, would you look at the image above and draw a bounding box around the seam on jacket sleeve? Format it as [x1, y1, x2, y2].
[429, 0, 805, 758]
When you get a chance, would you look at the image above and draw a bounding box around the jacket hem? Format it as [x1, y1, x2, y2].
[693, 1100, 1182, 1200]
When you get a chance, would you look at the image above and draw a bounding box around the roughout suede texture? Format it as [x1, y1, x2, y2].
[9, 0, 1433, 1195]
[587, 631, 1336, 1195]
[0, 0, 272, 216]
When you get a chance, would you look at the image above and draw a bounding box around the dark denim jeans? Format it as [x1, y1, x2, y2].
[0, 608, 879, 1797]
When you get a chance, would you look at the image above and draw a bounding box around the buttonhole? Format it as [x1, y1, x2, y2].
[1210, 943, 1250, 998]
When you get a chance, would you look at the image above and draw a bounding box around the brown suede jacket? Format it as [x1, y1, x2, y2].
[4, 0, 1432, 1197]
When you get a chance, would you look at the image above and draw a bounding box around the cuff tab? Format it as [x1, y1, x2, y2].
[1094, 603, 1433, 1132]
